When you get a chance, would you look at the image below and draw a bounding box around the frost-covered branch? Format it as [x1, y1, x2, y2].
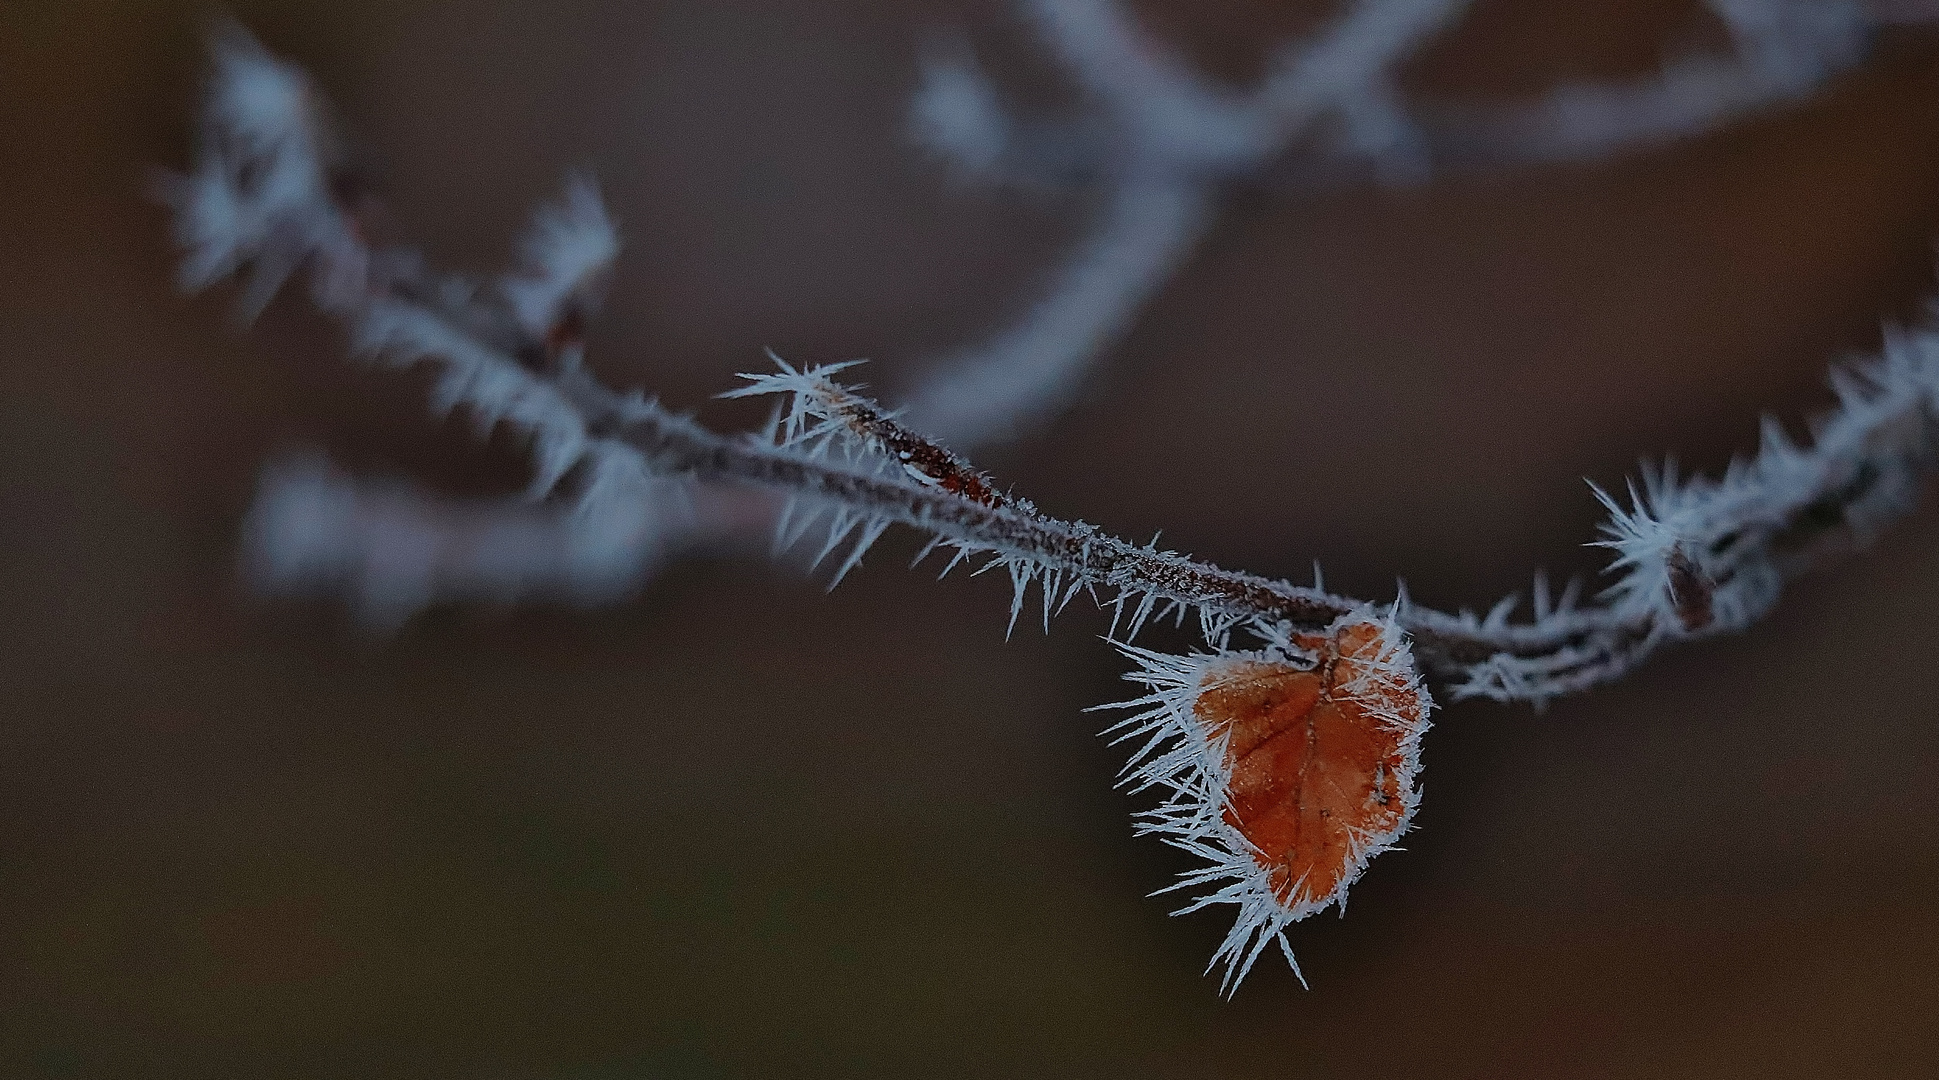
[167, 14, 1939, 741]
[156, 28, 700, 625]
[903, 0, 1471, 446]
[244, 450, 680, 629]
[704, 339, 1939, 709]
[905, 0, 1939, 446]
[167, 23, 1939, 994]
[1424, 0, 1874, 165]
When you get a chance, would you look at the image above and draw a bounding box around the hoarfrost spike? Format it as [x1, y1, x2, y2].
[827, 517, 891, 589]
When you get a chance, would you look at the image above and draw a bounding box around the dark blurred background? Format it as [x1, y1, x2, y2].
[8, 1, 1939, 1076]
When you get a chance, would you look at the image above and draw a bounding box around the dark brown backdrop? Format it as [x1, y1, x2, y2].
[7, 1, 1939, 1076]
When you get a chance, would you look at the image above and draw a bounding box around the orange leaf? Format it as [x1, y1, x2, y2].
[1194, 618, 1428, 916]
